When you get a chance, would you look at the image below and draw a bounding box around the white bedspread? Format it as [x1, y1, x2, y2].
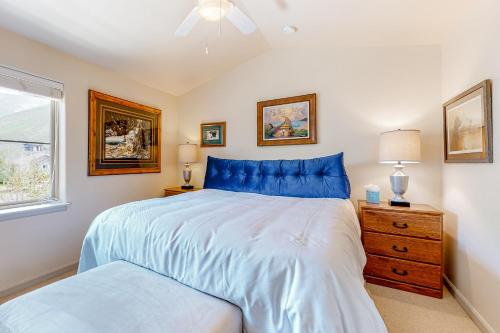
[0, 261, 242, 333]
[79, 189, 387, 333]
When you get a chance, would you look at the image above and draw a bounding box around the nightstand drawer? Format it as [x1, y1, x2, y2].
[363, 210, 441, 240]
[365, 254, 441, 289]
[164, 187, 201, 197]
[364, 232, 441, 264]
[164, 190, 182, 197]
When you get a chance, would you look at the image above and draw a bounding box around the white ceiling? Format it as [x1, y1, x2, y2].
[0, 0, 474, 96]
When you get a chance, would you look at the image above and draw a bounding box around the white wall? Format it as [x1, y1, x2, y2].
[441, 1, 500, 331]
[0, 27, 179, 293]
[178, 46, 443, 207]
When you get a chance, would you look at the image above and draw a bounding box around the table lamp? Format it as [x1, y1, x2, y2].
[178, 143, 198, 189]
[379, 129, 421, 207]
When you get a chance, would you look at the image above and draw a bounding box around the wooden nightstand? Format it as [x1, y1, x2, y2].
[164, 186, 201, 197]
[358, 200, 444, 298]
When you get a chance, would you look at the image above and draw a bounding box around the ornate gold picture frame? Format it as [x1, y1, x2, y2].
[88, 90, 161, 175]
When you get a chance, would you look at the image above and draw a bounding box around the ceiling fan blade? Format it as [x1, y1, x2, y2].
[226, 6, 257, 35]
[174, 7, 200, 37]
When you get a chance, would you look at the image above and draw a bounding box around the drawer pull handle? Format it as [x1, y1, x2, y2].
[391, 267, 408, 276]
[392, 222, 408, 229]
[392, 245, 408, 253]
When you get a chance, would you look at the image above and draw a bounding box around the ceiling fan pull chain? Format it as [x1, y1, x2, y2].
[219, 0, 222, 38]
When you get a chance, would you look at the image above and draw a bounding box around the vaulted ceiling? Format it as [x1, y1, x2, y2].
[0, 0, 474, 95]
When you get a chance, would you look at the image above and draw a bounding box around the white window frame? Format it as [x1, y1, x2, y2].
[0, 65, 69, 221]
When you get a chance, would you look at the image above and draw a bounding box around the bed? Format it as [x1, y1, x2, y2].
[79, 154, 387, 333]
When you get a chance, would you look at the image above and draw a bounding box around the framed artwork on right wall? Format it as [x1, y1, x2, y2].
[443, 80, 493, 163]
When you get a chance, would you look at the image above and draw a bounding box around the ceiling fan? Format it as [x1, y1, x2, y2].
[175, 0, 257, 37]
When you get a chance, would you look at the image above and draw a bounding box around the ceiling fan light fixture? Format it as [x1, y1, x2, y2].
[175, 0, 256, 37]
[198, 0, 233, 21]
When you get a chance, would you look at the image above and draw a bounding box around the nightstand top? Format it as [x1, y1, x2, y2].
[164, 186, 202, 193]
[358, 200, 442, 216]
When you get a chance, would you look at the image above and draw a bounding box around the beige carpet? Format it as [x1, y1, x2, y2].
[0, 269, 76, 305]
[1, 271, 481, 332]
[367, 283, 481, 333]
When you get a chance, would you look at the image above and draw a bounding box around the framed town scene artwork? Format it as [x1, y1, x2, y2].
[257, 93, 317, 146]
[443, 80, 492, 163]
[88, 90, 161, 175]
[200, 122, 226, 147]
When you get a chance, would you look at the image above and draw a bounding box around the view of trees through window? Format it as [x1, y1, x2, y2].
[0, 88, 53, 206]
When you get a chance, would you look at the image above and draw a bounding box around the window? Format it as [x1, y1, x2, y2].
[0, 66, 62, 210]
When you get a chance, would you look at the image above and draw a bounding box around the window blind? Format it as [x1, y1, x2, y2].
[0, 65, 63, 100]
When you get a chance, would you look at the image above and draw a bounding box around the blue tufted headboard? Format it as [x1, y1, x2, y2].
[203, 153, 351, 199]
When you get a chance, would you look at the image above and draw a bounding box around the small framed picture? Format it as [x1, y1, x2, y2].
[443, 80, 492, 163]
[200, 122, 226, 147]
[257, 93, 317, 146]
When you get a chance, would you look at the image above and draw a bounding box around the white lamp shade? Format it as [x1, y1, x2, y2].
[178, 144, 198, 163]
[379, 129, 421, 163]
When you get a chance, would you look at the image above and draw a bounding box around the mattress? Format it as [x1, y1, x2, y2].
[0, 261, 242, 333]
[79, 189, 387, 333]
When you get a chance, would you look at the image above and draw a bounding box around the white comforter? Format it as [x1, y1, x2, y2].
[79, 189, 387, 333]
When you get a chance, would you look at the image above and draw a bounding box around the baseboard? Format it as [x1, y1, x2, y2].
[0, 261, 78, 299]
[443, 275, 495, 333]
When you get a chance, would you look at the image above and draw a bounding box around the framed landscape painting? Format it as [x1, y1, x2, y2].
[443, 80, 492, 163]
[88, 90, 161, 175]
[200, 122, 226, 147]
[257, 93, 316, 146]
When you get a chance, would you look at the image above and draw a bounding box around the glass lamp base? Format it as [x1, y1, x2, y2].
[182, 163, 193, 190]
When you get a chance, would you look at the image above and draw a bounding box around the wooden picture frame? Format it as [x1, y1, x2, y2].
[200, 121, 226, 147]
[443, 80, 492, 163]
[88, 90, 161, 176]
[257, 93, 317, 146]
